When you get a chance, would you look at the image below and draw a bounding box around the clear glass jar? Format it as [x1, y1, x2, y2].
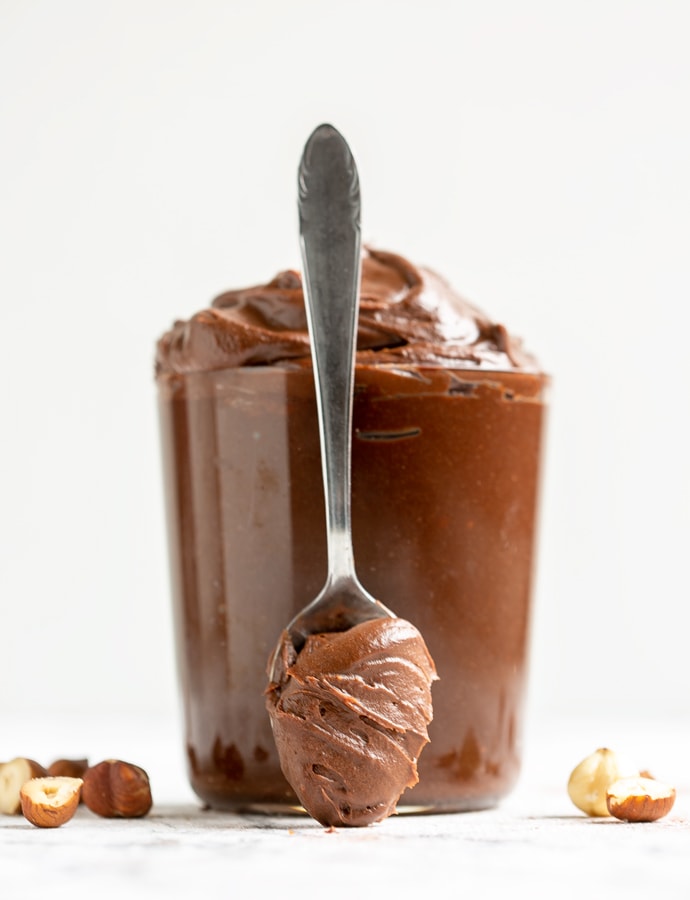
[157, 362, 547, 813]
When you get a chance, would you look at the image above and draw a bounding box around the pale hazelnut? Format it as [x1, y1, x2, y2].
[567, 748, 639, 817]
[20, 777, 83, 828]
[82, 759, 152, 818]
[0, 759, 48, 815]
[606, 776, 676, 822]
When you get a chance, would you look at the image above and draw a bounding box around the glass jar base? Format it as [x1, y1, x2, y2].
[197, 796, 504, 817]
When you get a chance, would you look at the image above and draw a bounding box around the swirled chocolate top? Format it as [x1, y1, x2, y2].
[155, 248, 540, 376]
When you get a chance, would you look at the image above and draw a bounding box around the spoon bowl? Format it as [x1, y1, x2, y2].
[280, 577, 394, 658]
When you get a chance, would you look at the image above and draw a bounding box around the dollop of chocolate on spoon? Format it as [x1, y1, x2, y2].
[266, 617, 437, 827]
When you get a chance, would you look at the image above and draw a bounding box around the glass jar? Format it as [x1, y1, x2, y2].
[157, 361, 547, 812]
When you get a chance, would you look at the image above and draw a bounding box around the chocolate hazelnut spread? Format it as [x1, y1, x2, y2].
[156, 248, 547, 813]
[266, 618, 437, 826]
[155, 248, 538, 375]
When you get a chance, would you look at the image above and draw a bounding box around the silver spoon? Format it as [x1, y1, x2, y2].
[269, 123, 393, 675]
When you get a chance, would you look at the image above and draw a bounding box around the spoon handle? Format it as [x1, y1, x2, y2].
[298, 124, 362, 584]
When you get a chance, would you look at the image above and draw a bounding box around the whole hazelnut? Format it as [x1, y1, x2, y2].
[82, 759, 152, 818]
[48, 758, 89, 779]
[567, 748, 639, 817]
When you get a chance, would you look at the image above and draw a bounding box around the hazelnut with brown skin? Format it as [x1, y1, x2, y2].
[20, 777, 83, 828]
[606, 776, 676, 822]
[82, 759, 152, 818]
[48, 758, 89, 779]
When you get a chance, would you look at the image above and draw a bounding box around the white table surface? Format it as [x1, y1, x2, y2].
[1, 710, 688, 899]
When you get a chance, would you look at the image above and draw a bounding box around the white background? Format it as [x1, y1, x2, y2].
[1, 0, 688, 740]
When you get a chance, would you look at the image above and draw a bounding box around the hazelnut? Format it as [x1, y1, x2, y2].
[567, 748, 639, 817]
[47, 758, 89, 779]
[20, 777, 83, 828]
[0, 759, 48, 815]
[82, 759, 152, 818]
[606, 776, 676, 822]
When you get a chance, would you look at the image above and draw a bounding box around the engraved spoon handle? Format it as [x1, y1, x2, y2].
[298, 124, 362, 586]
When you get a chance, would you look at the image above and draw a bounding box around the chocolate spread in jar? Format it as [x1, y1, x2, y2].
[156, 248, 547, 812]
